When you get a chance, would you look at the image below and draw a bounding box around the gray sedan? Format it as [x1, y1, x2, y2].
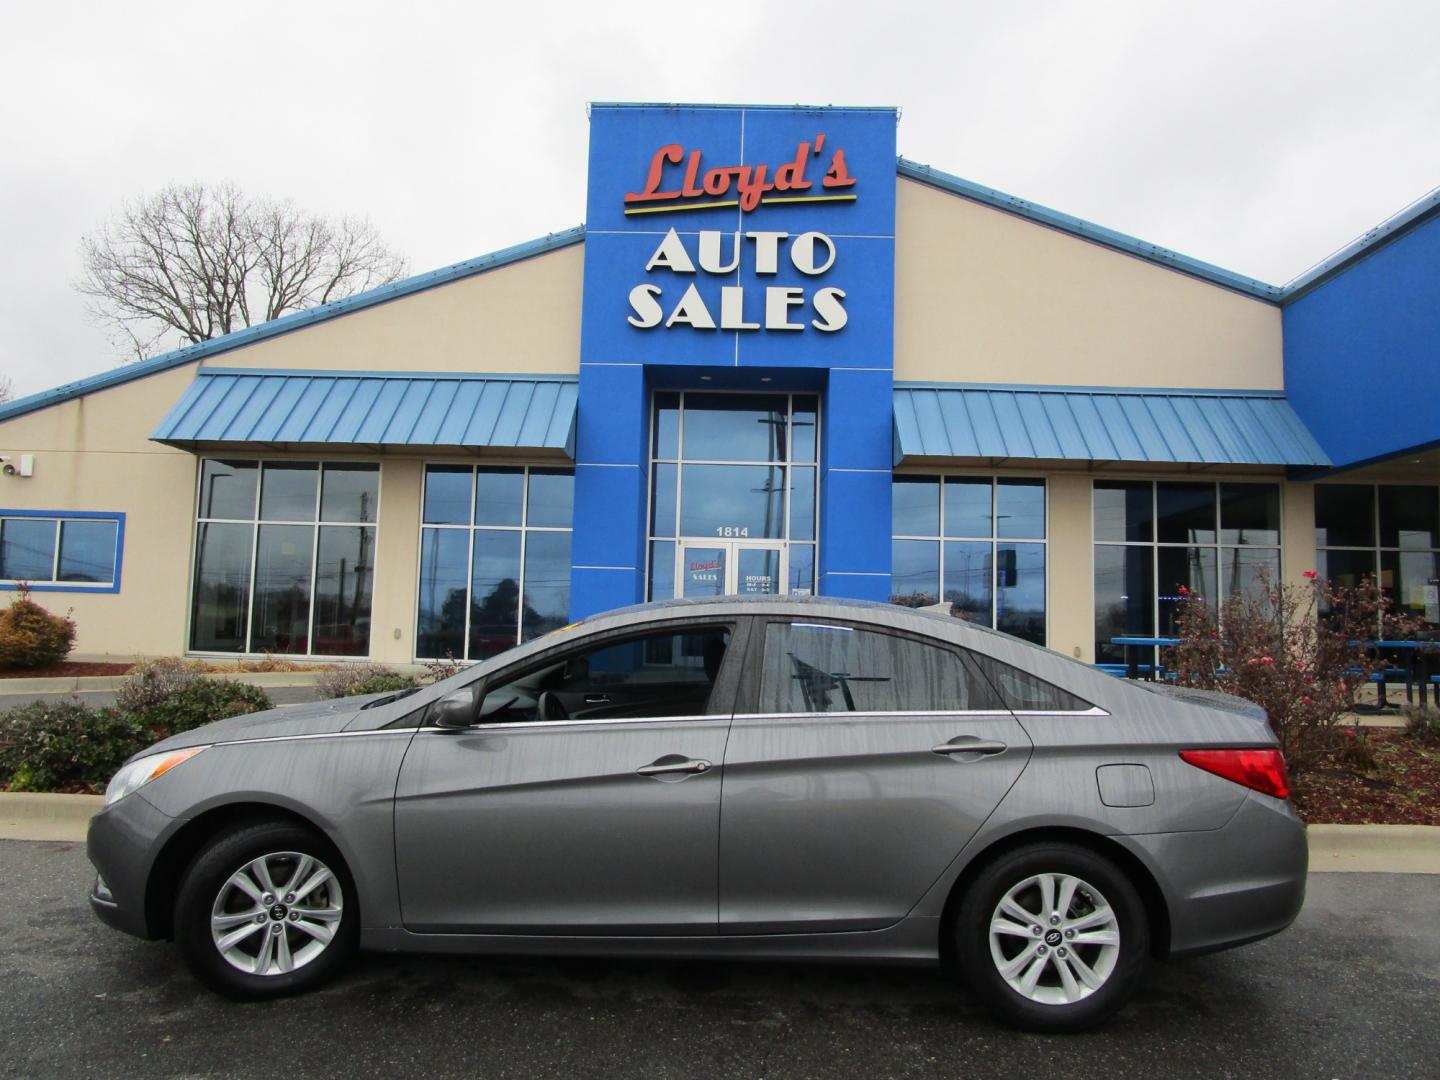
[87, 596, 1306, 1032]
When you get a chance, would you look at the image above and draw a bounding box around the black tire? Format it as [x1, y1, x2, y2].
[174, 820, 359, 1000]
[954, 842, 1149, 1033]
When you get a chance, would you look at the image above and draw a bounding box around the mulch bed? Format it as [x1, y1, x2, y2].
[0, 661, 134, 679]
[1291, 731, 1440, 826]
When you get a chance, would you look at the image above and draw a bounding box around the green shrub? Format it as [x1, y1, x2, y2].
[0, 700, 146, 793]
[114, 656, 206, 716]
[0, 586, 77, 669]
[128, 679, 272, 740]
[316, 663, 419, 699]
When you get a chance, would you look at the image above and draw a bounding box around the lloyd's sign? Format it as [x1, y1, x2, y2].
[623, 136, 855, 334]
[580, 104, 897, 370]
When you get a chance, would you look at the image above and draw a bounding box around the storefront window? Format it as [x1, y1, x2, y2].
[891, 476, 1047, 645]
[417, 465, 573, 661]
[190, 459, 378, 655]
[0, 513, 122, 589]
[1093, 480, 1282, 663]
[1316, 483, 1440, 626]
[647, 392, 818, 599]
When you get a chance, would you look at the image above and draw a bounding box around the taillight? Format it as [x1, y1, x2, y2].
[1179, 748, 1290, 800]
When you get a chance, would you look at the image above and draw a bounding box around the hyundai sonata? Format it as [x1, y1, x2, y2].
[88, 596, 1306, 1032]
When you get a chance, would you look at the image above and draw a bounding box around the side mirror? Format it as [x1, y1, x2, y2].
[429, 689, 476, 729]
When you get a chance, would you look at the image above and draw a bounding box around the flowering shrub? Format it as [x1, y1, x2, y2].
[1165, 570, 1420, 770]
[0, 586, 77, 669]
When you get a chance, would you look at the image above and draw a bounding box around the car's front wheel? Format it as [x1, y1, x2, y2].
[174, 820, 358, 999]
[955, 842, 1149, 1032]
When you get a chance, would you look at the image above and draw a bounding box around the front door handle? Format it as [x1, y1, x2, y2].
[931, 737, 1009, 757]
[636, 756, 712, 780]
[584, 694, 611, 705]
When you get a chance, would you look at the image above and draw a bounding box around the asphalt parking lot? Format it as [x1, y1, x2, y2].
[2, 840, 1435, 1080]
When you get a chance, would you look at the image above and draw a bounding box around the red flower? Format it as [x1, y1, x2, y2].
[1302, 570, 1318, 580]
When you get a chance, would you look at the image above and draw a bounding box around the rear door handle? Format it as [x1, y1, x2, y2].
[636, 756, 712, 779]
[584, 694, 611, 704]
[931, 737, 1009, 757]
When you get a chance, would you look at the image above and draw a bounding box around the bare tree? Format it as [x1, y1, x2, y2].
[0, 375, 13, 404]
[78, 183, 409, 359]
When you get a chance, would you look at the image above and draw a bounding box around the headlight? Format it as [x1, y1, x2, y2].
[104, 746, 209, 806]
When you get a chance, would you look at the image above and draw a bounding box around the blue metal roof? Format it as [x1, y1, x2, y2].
[151, 370, 578, 456]
[893, 384, 1331, 467]
[0, 227, 585, 427]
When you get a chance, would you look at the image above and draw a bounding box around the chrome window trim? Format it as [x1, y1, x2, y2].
[453, 713, 730, 732]
[730, 707, 1110, 720]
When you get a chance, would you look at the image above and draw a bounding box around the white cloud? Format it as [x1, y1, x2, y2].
[2, 0, 1438, 395]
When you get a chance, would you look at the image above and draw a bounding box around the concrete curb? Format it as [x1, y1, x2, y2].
[2, 793, 1437, 872]
[0, 672, 335, 694]
[0, 666, 434, 695]
[1305, 824, 1440, 874]
[0, 793, 104, 842]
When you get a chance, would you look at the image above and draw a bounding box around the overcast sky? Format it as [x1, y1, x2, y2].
[3, 0, 1438, 399]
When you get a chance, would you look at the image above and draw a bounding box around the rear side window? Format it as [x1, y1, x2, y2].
[968, 653, 1094, 712]
[758, 622, 1006, 714]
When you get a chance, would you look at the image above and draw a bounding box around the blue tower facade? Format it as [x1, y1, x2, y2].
[570, 104, 899, 617]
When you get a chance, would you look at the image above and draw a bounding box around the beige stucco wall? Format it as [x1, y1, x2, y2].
[0, 367, 201, 658]
[1045, 473, 1095, 662]
[202, 245, 583, 375]
[0, 245, 582, 662]
[893, 178, 1284, 390]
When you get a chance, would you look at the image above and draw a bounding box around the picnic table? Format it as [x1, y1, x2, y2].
[1110, 636, 1181, 681]
[1371, 640, 1440, 708]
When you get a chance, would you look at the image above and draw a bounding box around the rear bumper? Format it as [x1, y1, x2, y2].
[1121, 792, 1308, 959]
[86, 792, 180, 940]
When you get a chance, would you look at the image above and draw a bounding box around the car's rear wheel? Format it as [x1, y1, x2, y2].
[174, 820, 358, 999]
[955, 842, 1148, 1032]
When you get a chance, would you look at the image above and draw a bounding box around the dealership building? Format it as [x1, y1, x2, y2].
[1, 103, 1437, 666]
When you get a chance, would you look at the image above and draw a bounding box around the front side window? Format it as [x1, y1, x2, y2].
[1093, 480, 1282, 663]
[891, 476, 1047, 644]
[471, 626, 732, 724]
[191, 459, 378, 655]
[0, 512, 123, 591]
[758, 622, 1006, 714]
[1316, 483, 1440, 625]
[417, 464, 574, 661]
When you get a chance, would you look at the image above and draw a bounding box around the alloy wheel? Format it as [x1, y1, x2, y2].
[987, 872, 1121, 1006]
[209, 851, 344, 977]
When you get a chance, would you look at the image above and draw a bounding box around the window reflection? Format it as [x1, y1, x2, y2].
[190, 523, 252, 652]
[0, 519, 56, 582]
[679, 465, 786, 539]
[1317, 483, 1440, 628]
[251, 525, 313, 654]
[418, 464, 574, 660]
[57, 520, 118, 583]
[891, 475, 1048, 645]
[682, 393, 788, 462]
[192, 460, 378, 655]
[648, 392, 818, 600]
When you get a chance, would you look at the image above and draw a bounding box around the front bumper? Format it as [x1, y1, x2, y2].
[86, 791, 182, 940]
[1123, 791, 1308, 959]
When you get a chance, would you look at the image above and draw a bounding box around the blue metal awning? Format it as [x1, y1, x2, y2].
[893, 384, 1332, 467]
[151, 369, 577, 456]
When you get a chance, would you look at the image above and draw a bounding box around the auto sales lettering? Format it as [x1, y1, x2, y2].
[624, 135, 854, 334]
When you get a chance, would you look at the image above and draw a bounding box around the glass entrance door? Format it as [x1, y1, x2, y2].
[677, 541, 785, 599]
